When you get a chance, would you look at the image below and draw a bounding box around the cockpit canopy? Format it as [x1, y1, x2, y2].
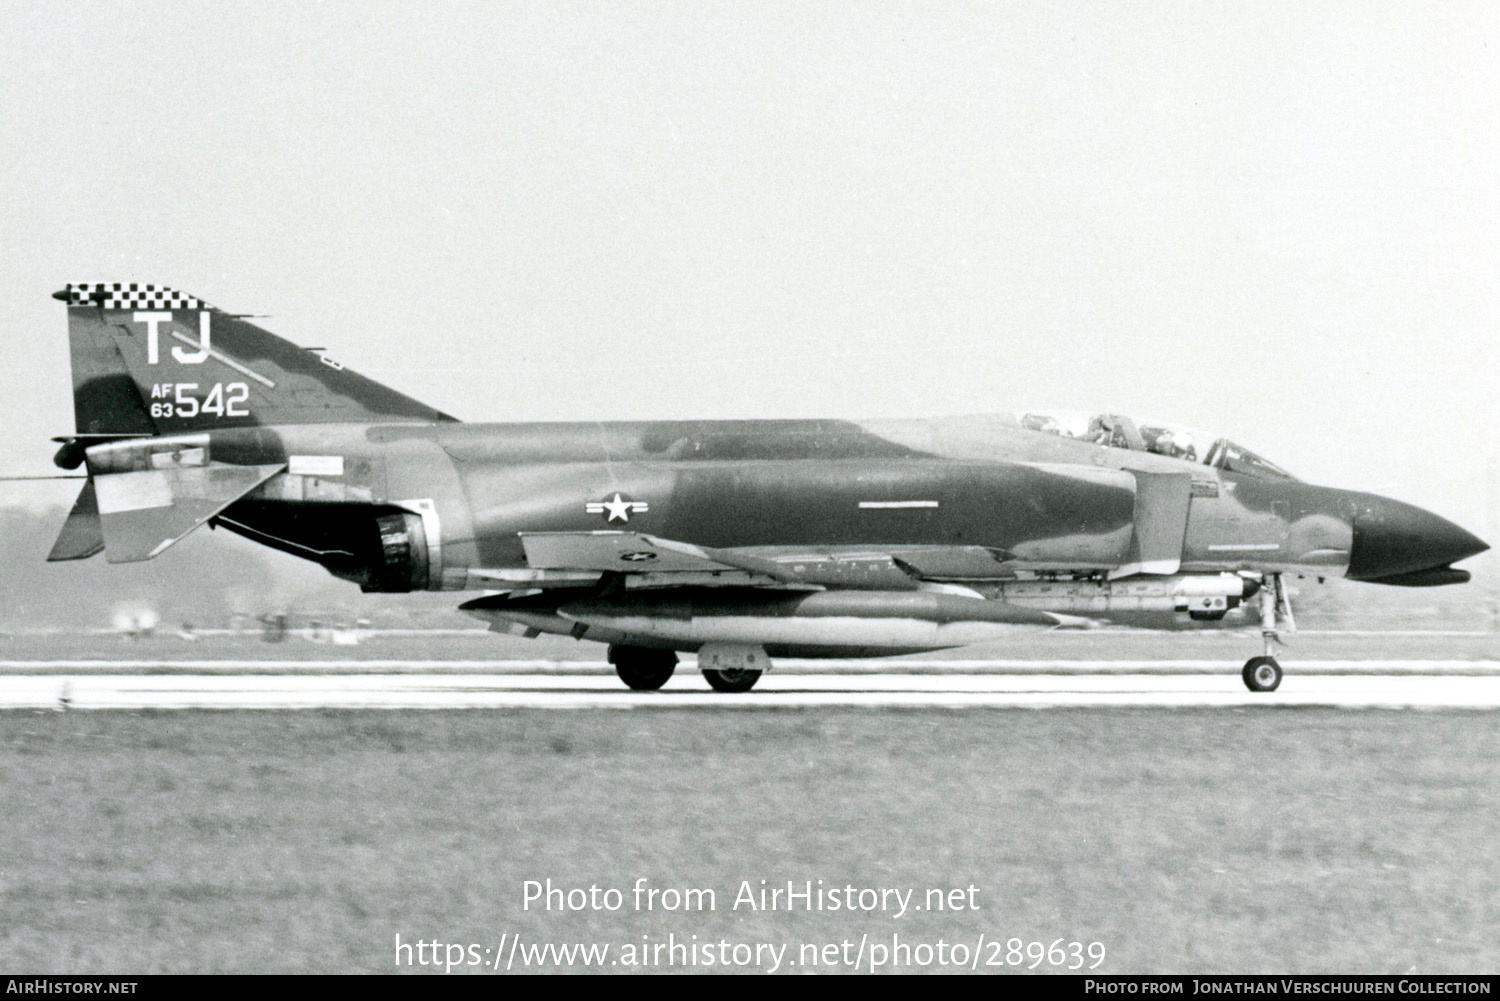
[1019, 411, 1295, 480]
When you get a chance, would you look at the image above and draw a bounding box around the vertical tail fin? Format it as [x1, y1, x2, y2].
[56, 283, 457, 435]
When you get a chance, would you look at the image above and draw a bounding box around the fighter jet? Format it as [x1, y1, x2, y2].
[45, 283, 1488, 692]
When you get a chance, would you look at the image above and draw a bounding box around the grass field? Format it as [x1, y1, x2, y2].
[2, 707, 1497, 974]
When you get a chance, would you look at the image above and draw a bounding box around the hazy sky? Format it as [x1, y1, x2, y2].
[3, 1, 1496, 540]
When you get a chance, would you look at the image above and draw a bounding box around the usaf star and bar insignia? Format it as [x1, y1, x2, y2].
[586, 493, 649, 524]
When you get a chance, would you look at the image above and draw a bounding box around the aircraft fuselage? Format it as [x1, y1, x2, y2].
[83, 417, 1477, 597]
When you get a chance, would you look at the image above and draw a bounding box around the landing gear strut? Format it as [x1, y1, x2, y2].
[1242, 574, 1294, 692]
[608, 645, 677, 691]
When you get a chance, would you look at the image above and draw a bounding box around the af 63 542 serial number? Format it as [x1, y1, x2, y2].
[149, 382, 250, 419]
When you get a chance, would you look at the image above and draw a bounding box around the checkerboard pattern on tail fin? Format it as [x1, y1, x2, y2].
[59, 282, 205, 311]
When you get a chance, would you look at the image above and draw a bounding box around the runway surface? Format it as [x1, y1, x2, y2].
[3, 661, 1500, 708]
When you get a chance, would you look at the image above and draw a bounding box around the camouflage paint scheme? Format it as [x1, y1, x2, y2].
[46, 285, 1488, 679]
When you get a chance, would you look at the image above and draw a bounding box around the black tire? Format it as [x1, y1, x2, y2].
[1242, 656, 1282, 692]
[608, 646, 677, 691]
[703, 668, 762, 693]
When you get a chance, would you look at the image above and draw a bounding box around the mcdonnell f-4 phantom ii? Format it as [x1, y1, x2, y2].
[44, 283, 1489, 692]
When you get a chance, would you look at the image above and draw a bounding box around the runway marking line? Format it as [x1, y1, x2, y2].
[2, 659, 1498, 676]
[6, 671, 1500, 710]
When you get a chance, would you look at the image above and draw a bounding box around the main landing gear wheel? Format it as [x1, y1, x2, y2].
[1242, 656, 1283, 693]
[703, 668, 763, 693]
[608, 646, 677, 691]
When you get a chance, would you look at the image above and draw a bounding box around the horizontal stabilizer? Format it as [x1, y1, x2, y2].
[46, 479, 105, 561]
[94, 462, 285, 563]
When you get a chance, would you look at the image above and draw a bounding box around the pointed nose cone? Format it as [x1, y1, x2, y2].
[1345, 494, 1489, 581]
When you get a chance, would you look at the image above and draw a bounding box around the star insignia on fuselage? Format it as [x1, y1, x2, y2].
[585, 492, 649, 524]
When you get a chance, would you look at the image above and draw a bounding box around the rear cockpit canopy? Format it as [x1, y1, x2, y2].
[1019, 411, 1295, 480]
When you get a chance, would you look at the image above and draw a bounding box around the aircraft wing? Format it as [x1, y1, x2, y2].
[519, 531, 743, 574]
[518, 532, 1015, 589]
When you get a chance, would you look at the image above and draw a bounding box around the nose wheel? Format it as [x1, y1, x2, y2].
[1242, 656, 1282, 692]
[1243, 573, 1295, 692]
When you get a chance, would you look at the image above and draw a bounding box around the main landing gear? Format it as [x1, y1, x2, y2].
[698, 643, 767, 693]
[608, 645, 677, 691]
[703, 667, 763, 693]
[1242, 573, 1295, 692]
[607, 644, 768, 692]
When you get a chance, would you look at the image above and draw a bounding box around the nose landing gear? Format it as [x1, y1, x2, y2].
[1242, 574, 1294, 692]
[1242, 655, 1282, 692]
